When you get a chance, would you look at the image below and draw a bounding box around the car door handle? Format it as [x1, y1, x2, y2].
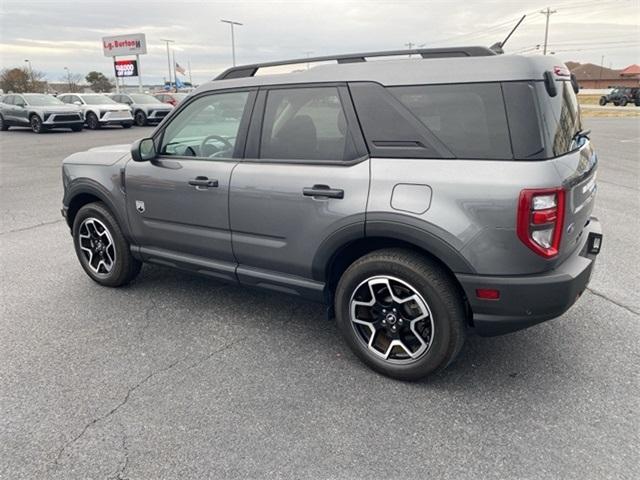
[188, 176, 219, 188]
[303, 185, 344, 199]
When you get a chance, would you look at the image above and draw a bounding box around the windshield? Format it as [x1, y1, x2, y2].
[25, 94, 65, 106]
[82, 95, 117, 105]
[130, 94, 163, 104]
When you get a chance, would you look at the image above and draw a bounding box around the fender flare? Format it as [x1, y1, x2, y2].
[64, 179, 131, 239]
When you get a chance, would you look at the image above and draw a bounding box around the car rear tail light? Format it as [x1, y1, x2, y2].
[517, 188, 565, 258]
[476, 288, 500, 300]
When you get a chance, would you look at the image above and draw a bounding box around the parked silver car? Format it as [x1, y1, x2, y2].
[0, 93, 83, 133]
[57, 93, 133, 129]
[108, 93, 173, 126]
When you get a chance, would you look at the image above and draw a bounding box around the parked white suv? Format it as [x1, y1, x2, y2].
[57, 93, 133, 129]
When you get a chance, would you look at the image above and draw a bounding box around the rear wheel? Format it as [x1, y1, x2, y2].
[0, 114, 8, 131]
[335, 249, 466, 381]
[134, 110, 147, 126]
[86, 112, 100, 130]
[598, 97, 607, 106]
[30, 115, 44, 133]
[620, 98, 628, 107]
[72, 202, 141, 287]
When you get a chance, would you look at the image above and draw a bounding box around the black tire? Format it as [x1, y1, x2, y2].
[613, 100, 620, 106]
[335, 248, 466, 381]
[86, 112, 100, 130]
[599, 97, 607, 106]
[635, 100, 640, 107]
[620, 98, 628, 107]
[72, 202, 141, 287]
[122, 122, 133, 129]
[30, 114, 44, 133]
[71, 125, 83, 132]
[0, 114, 8, 131]
[134, 110, 147, 126]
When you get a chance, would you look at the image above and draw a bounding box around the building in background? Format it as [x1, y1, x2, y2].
[568, 61, 640, 89]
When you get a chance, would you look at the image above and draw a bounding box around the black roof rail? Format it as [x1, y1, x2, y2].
[214, 46, 496, 80]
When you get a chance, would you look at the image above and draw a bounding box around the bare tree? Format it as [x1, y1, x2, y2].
[0, 67, 46, 93]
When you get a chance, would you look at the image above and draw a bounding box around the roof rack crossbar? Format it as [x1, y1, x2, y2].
[215, 46, 495, 80]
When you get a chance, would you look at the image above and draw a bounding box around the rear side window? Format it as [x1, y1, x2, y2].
[535, 81, 582, 157]
[388, 83, 512, 160]
[259, 87, 356, 161]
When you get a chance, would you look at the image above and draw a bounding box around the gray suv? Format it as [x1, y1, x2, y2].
[61, 48, 602, 380]
[108, 93, 174, 126]
[0, 93, 83, 133]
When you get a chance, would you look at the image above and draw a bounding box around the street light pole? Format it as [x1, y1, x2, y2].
[24, 59, 33, 91]
[160, 39, 175, 88]
[64, 66, 72, 92]
[220, 19, 243, 66]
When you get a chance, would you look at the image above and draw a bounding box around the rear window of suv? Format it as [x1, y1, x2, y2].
[388, 83, 513, 160]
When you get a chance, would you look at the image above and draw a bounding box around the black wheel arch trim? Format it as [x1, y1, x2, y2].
[63, 179, 132, 240]
[312, 214, 476, 283]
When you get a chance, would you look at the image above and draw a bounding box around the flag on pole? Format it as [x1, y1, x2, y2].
[175, 62, 186, 75]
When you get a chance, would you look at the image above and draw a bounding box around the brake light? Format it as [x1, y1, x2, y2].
[517, 188, 565, 258]
[554, 65, 571, 77]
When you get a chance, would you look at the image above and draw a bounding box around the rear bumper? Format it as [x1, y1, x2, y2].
[456, 217, 602, 336]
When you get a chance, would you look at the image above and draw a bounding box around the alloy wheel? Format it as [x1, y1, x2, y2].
[78, 217, 116, 275]
[349, 276, 434, 363]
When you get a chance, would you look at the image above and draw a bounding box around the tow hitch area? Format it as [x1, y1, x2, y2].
[588, 232, 603, 255]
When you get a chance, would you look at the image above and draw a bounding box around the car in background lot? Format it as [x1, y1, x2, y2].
[599, 87, 640, 106]
[108, 93, 173, 126]
[153, 92, 188, 106]
[57, 93, 134, 129]
[0, 93, 84, 133]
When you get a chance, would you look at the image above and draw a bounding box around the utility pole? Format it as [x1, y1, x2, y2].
[160, 39, 174, 88]
[404, 42, 414, 58]
[24, 59, 33, 91]
[64, 66, 72, 92]
[188, 58, 193, 85]
[220, 19, 243, 66]
[540, 7, 557, 55]
[598, 55, 605, 88]
[303, 51, 313, 70]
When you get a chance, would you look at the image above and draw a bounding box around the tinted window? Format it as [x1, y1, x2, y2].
[260, 87, 354, 161]
[388, 83, 512, 160]
[161, 91, 249, 159]
[535, 81, 582, 157]
[502, 82, 546, 159]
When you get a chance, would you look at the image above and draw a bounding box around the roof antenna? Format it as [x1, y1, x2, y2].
[490, 14, 526, 54]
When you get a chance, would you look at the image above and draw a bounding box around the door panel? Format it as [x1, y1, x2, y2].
[125, 158, 236, 266]
[125, 89, 254, 277]
[229, 85, 369, 285]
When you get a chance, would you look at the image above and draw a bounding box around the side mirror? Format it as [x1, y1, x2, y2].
[73, 101, 82, 106]
[131, 138, 156, 162]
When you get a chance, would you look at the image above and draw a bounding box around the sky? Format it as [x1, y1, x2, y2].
[1, 0, 639, 86]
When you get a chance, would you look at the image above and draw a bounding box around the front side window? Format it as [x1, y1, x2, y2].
[260, 87, 355, 161]
[388, 83, 512, 160]
[160, 90, 249, 159]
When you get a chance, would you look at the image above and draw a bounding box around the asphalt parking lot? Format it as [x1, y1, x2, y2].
[1, 119, 638, 479]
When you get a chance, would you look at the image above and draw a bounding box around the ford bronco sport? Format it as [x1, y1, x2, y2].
[61, 47, 602, 380]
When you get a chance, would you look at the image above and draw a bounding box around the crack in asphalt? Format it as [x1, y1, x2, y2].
[138, 299, 158, 342]
[52, 353, 189, 468]
[1, 218, 64, 235]
[111, 422, 130, 480]
[586, 287, 640, 316]
[51, 336, 243, 470]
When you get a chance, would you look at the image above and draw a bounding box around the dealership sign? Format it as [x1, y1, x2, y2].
[102, 33, 147, 57]
[114, 59, 139, 77]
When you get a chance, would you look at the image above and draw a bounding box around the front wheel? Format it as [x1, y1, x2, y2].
[599, 97, 607, 106]
[620, 98, 628, 107]
[72, 202, 141, 287]
[86, 112, 100, 130]
[30, 115, 45, 133]
[134, 111, 147, 126]
[0, 114, 8, 131]
[335, 249, 466, 381]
